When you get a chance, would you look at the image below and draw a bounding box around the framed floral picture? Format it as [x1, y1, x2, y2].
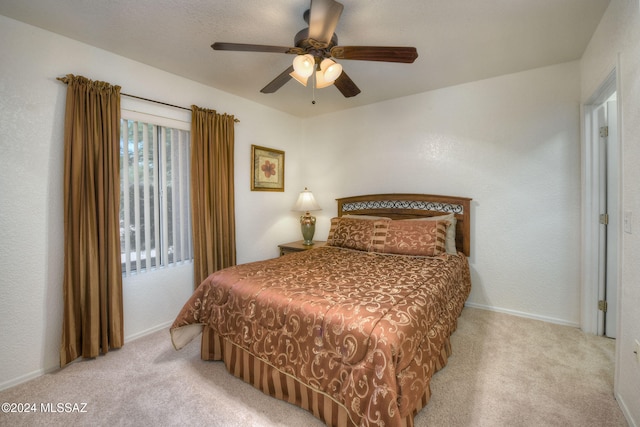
[251, 145, 285, 191]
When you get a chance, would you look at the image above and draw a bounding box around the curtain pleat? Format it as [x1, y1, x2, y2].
[190, 106, 237, 288]
[59, 74, 124, 367]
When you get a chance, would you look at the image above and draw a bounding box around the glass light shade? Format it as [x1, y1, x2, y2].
[320, 58, 343, 83]
[292, 54, 315, 78]
[289, 70, 309, 87]
[314, 70, 333, 89]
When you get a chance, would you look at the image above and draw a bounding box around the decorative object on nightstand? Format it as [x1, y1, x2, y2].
[292, 187, 321, 245]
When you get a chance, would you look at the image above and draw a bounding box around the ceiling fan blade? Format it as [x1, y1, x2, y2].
[212, 42, 300, 54]
[331, 46, 418, 63]
[260, 65, 295, 94]
[308, 0, 344, 47]
[333, 71, 360, 98]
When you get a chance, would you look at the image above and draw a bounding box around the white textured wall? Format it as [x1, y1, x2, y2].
[305, 62, 582, 326]
[581, 1, 640, 424]
[0, 15, 302, 389]
[0, 10, 622, 415]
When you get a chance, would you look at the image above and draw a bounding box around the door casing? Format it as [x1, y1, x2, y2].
[581, 67, 621, 337]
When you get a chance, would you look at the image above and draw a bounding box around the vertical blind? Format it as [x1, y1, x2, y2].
[120, 118, 192, 275]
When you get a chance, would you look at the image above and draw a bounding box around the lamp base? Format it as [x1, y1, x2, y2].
[300, 213, 316, 246]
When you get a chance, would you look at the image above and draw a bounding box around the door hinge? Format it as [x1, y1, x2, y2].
[600, 213, 609, 225]
[600, 126, 609, 138]
[598, 300, 608, 312]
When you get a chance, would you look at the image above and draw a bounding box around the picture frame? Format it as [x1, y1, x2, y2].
[251, 145, 285, 191]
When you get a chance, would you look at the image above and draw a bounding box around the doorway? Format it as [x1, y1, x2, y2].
[582, 69, 620, 338]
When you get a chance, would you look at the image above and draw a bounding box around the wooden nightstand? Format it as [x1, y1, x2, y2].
[278, 240, 327, 256]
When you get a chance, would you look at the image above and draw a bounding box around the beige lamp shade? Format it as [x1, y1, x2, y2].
[292, 188, 321, 213]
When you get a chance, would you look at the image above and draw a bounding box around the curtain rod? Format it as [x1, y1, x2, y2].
[55, 77, 239, 122]
[121, 93, 240, 123]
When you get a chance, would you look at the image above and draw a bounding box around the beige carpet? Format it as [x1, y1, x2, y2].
[0, 307, 628, 427]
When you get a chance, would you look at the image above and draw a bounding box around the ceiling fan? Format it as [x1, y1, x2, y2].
[211, 0, 418, 98]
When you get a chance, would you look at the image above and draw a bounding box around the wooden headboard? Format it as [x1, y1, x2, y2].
[336, 193, 472, 256]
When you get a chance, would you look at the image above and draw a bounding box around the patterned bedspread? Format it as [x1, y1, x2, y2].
[171, 246, 471, 426]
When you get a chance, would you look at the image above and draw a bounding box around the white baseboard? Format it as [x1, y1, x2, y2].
[124, 320, 173, 343]
[0, 364, 59, 392]
[1, 321, 174, 392]
[464, 302, 581, 328]
[616, 392, 638, 427]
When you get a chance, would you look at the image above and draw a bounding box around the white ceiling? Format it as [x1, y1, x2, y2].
[0, 0, 610, 118]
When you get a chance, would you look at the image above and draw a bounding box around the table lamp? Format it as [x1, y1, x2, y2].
[292, 187, 321, 245]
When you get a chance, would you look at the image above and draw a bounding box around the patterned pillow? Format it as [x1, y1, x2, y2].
[378, 219, 449, 256]
[406, 213, 458, 254]
[327, 217, 391, 252]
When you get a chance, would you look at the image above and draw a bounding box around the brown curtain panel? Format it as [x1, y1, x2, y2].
[59, 74, 124, 367]
[190, 105, 237, 288]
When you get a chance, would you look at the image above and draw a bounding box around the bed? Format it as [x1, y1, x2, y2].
[170, 193, 472, 427]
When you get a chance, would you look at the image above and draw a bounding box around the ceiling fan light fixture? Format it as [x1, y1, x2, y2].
[292, 54, 315, 78]
[289, 70, 309, 87]
[320, 58, 342, 83]
[315, 69, 336, 88]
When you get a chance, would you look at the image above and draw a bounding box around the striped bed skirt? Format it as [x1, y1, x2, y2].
[200, 326, 452, 427]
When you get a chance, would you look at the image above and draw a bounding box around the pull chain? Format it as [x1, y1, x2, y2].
[312, 72, 316, 105]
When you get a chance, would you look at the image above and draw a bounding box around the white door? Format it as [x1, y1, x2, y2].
[596, 103, 607, 336]
[582, 70, 619, 338]
[596, 97, 618, 338]
[604, 99, 618, 338]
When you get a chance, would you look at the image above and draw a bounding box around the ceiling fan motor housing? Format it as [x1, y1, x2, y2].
[294, 27, 338, 58]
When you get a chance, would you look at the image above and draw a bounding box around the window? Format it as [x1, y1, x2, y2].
[119, 113, 192, 276]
